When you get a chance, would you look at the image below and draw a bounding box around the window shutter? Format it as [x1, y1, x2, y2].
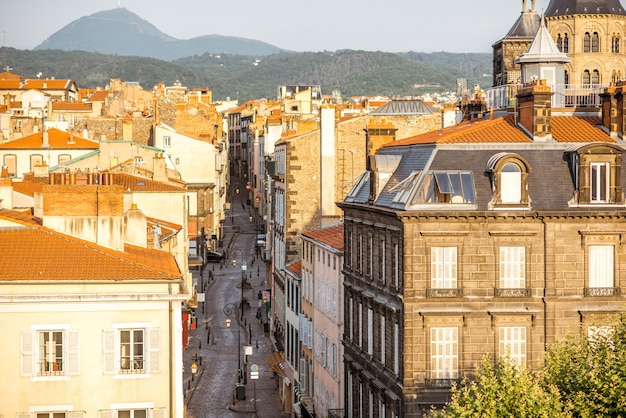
[16, 413, 31, 418]
[102, 330, 116, 374]
[69, 411, 85, 418]
[21, 331, 35, 377]
[66, 329, 80, 375]
[299, 358, 307, 392]
[98, 410, 116, 418]
[149, 327, 161, 373]
[150, 408, 167, 418]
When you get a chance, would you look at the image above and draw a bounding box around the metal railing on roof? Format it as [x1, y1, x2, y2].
[484, 84, 605, 110]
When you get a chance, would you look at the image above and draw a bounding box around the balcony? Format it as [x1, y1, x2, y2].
[584, 287, 620, 297]
[427, 288, 462, 298]
[484, 84, 605, 110]
[494, 288, 531, 298]
[425, 378, 459, 388]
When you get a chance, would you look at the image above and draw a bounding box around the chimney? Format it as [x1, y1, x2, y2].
[516, 79, 553, 141]
[124, 203, 148, 248]
[600, 84, 623, 138]
[152, 153, 168, 182]
[366, 118, 397, 155]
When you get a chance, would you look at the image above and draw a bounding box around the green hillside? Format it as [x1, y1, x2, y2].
[0, 47, 491, 102]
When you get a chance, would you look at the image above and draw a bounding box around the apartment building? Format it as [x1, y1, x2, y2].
[337, 21, 626, 417]
[0, 205, 188, 418]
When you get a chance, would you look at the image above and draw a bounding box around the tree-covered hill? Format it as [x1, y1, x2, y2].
[0, 47, 491, 102]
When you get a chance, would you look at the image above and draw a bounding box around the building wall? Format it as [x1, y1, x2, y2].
[342, 206, 626, 417]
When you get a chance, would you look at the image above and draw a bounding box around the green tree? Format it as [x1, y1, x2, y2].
[544, 314, 626, 418]
[432, 356, 571, 418]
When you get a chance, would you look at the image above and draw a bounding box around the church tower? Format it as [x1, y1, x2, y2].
[492, 0, 541, 86]
[544, 0, 626, 86]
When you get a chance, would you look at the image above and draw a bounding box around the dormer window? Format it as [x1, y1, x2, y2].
[568, 144, 625, 206]
[486, 153, 531, 209]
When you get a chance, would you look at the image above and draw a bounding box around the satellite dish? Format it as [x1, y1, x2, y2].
[36, 72, 42, 78]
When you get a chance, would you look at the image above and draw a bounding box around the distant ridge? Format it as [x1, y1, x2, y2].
[34, 8, 285, 60]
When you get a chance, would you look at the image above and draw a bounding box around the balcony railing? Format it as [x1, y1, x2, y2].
[494, 288, 531, 298]
[584, 287, 621, 297]
[484, 84, 605, 110]
[427, 288, 463, 298]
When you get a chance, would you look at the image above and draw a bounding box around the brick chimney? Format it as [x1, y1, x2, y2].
[366, 118, 397, 156]
[600, 83, 624, 138]
[152, 153, 169, 182]
[516, 79, 553, 141]
[124, 203, 148, 248]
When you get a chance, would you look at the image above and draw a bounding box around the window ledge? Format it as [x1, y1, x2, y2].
[495, 288, 531, 297]
[425, 378, 459, 388]
[584, 287, 620, 297]
[427, 288, 462, 298]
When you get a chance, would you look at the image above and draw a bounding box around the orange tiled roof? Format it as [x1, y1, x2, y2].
[52, 102, 92, 111]
[12, 180, 44, 197]
[302, 224, 344, 251]
[0, 208, 41, 225]
[385, 114, 614, 147]
[89, 90, 109, 101]
[0, 223, 181, 281]
[0, 71, 22, 80]
[0, 128, 98, 150]
[286, 260, 302, 276]
[111, 173, 187, 192]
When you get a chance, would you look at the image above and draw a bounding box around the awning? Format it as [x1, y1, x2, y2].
[267, 351, 285, 375]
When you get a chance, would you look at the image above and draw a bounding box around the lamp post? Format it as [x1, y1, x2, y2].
[223, 303, 241, 383]
[231, 249, 248, 320]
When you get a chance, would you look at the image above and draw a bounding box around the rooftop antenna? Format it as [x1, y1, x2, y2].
[117, 0, 121, 8]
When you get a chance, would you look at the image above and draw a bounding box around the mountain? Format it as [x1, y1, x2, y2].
[34, 8, 284, 60]
[0, 47, 492, 103]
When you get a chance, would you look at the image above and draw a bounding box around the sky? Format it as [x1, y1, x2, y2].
[2, 0, 552, 54]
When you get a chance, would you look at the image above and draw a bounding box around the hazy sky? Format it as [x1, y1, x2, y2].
[2, 0, 551, 54]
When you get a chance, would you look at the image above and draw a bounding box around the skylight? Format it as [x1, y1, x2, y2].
[412, 171, 476, 205]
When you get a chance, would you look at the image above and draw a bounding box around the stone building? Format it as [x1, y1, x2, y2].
[338, 78, 626, 416]
[493, 0, 626, 87]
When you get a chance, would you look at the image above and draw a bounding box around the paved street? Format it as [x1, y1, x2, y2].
[183, 181, 289, 418]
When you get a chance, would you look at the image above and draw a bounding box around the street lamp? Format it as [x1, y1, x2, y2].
[223, 303, 241, 383]
[231, 249, 248, 320]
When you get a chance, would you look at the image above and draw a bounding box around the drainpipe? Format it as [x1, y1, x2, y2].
[538, 213, 548, 355]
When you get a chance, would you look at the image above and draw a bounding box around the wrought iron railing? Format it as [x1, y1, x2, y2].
[484, 84, 605, 110]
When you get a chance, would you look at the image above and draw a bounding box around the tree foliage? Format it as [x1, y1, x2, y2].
[433, 312, 626, 417]
[431, 356, 570, 418]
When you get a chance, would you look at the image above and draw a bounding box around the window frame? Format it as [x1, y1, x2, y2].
[499, 246, 526, 289]
[103, 325, 160, 377]
[487, 153, 531, 209]
[430, 246, 457, 289]
[430, 327, 459, 380]
[498, 326, 527, 366]
[21, 326, 80, 379]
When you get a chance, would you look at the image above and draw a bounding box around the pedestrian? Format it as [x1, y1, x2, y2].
[256, 309, 262, 325]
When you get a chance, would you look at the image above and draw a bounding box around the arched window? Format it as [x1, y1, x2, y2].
[487, 154, 532, 209]
[565, 70, 569, 86]
[501, 163, 522, 204]
[592, 70, 600, 85]
[557, 34, 563, 52]
[612, 34, 620, 53]
[612, 70, 619, 84]
[564, 34, 569, 53]
[30, 154, 44, 172]
[592, 32, 600, 52]
[583, 70, 591, 86]
[584, 32, 591, 52]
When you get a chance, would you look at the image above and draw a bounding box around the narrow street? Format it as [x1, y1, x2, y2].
[183, 178, 288, 418]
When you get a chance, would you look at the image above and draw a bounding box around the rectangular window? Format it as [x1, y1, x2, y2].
[349, 297, 354, 341]
[331, 343, 337, 377]
[359, 303, 363, 349]
[430, 327, 458, 379]
[380, 315, 386, 365]
[120, 329, 145, 372]
[367, 308, 373, 355]
[368, 236, 373, 277]
[381, 240, 386, 284]
[394, 323, 399, 375]
[39, 330, 63, 374]
[500, 246, 525, 288]
[431, 247, 457, 288]
[103, 326, 159, 375]
[590, 162, 609, 203]
[589, 245, 614, 287]
[163, 136, 171, 147]
[394, 243, 399, 288]
[499, 326, 526, 366]
[36, 413, 67, 418]
[118, 410, 147, 418]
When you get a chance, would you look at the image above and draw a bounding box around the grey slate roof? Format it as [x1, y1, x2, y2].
[348, 144, 626, 213]
[546, 0, 626, 16]
[504, 9, 541, 38]
[370, 99, 437, 116]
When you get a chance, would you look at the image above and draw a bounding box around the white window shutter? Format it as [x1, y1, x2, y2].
[66, 329, 80, 375]
[102, 330, 116, 374]
[149, 327, 161, 373]
[69, 411, 85, 418]
[98, 410, 116, 418]
[21, 330, 35, 377]
[299, 358, 307, 392]
[16, 413, 31, 418]
[150, 408, 167, 418]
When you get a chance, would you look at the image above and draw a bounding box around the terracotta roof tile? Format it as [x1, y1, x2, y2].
[0, 224, 181, 281]
[0, 128, 98, 150]
[384, 114, 614, 146]
[286, 260, 302, 276]
[12, 180, 44, 197]
[52, 102, 92, 111]
[302, 224, 344, 251]
[111, 173, 187, 192]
